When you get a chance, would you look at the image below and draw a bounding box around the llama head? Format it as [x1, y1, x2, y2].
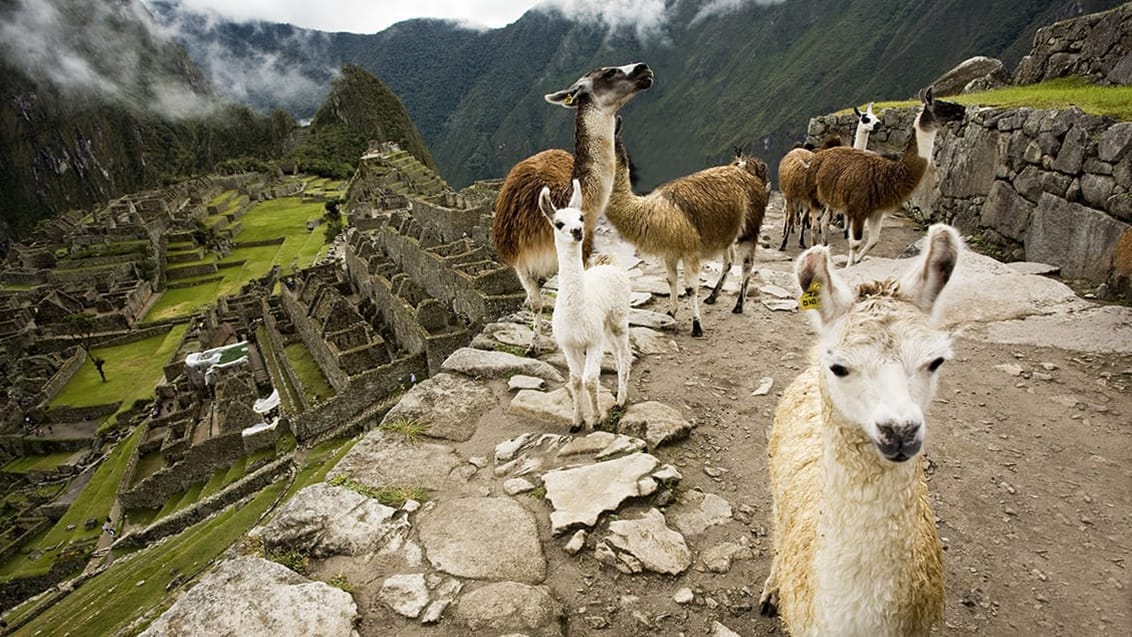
[538, 179, 586, 246]
[917, 86, 966, 131]
[853, 102, 878, 133]
[545, 63, 654, 114]
[795, 225, 963, 463]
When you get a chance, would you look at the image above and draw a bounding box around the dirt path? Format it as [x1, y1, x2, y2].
[528, 197, 1132, 635]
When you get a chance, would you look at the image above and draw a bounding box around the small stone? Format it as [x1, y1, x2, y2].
[994, 363, 1024, 377]
[673, 587, 695, 604]
[1040, 362, 1059, 371]
[468, 456, 489, 469]
[751, 377, 774, 396]
[703, 466, 724, 478]
[761, 298, 798, 312]
[402, 499, 421, 513]
[712, 621, 741, 637]
[508, 375, 547, 391]
[564, 529, 587, 555]
[379, 573, 430, 619]
[503, 477, 536, 495]
[585, 616, 610, 629]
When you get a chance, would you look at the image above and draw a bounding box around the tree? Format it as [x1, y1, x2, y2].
[323, 199, 344, 243]
[64, 312, 107, 382]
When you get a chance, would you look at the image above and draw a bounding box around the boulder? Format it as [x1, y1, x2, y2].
[380, 373, 495, 442]
[617, 401, 692, 449]
[542, 452, 678, 533]
[329, 429, 464, 492]
[417, 497, 546, 583]
[450, 582, 564, 636]
[930, 56, 1006, 97]
[595, 508, 691, 575]
[140, 557, 357, 637]
[441, 347, 563, 382]
[254, 483, 403, 557]
[1026, 193, 1130, 281]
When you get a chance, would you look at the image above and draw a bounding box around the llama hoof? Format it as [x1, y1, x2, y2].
[666, 310, 676, 319]
[568, 422, 584, 434]
[691, 320, 703, 337]
[731, 301, 744, 314]
[758, 593, 779, 618]
[703, 293, 718, 305]
[524, 345, 540, 357]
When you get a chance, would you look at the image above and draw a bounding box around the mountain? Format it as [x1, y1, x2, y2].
[0, 0, 295, 237]
[149, 0, 1124, 191]
[285, 64, 436, 178]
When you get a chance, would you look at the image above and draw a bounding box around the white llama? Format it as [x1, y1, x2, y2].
[538, 180, 632, 432]
[759, 224, 962, 636]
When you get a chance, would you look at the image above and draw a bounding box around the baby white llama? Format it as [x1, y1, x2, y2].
[538, 180, 632, 432]
[759, 224, 962, 636]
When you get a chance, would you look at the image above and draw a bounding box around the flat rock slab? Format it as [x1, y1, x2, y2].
[380, 373, 495, 442]
[441, 347, 564, 383]
[845, 250, 1083, 327]
[330, 430, 464, 492]
[140, 557, 357, 637]
[981, 304, 1132, 354]
[417, 497, 546, 583]
[378, 573, 429, 619]
[451, 581, 563, 636]
[509, 387, 616, 427]
[1007, 261, 1061, 276]
[671, 490, 733, 536]
[630, 292, 652, 307]
[508, 374, 547, 391]
[761, 298, 798, 312]
[629, 309, 678, 330]
[542, 452, 679, 534]
[493, 431, 649, 480]
[254, 483, 403, 557]
[617, 401, 692, 449]
[595, 508, 691, 575]
[477, 322, 557, 352]
[630, 327, 679, 355]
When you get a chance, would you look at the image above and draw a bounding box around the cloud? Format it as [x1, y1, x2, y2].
[536, 0, 786, 42]
[0, 0, 218, 119]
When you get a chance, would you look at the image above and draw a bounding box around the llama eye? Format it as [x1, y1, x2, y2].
[829, 364, 850, 378]
[603, 69, 617, 79]
[554, 221, 564, 229]
[928, 357, 945, 372]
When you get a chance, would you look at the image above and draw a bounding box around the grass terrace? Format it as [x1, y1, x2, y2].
[143, 196, 330, 323]
[49, 325, 187, 423]
[284, 341, 335, 403]
[1, 451, 77, 474]
[857, 77, 1132, 121]
[0, 426, 145, 581]
[9, 435, 358, 635]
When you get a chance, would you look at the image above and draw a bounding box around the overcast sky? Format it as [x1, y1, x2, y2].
[168, 0, 543, 33]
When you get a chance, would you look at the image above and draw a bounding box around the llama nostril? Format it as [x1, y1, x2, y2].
[572, 229, 583, 241]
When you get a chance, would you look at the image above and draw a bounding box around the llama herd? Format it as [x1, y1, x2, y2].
[491, 63, 969, 636]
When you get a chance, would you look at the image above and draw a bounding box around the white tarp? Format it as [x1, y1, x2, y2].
[253, 389, 280, 414]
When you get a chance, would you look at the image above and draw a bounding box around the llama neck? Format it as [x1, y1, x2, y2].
[572, 104, 617, 217]
[813, 391, 927, 633]
[554, 241, 586, 297]
[853, 126, 871, 151]
[913, 109, 938, 163]
[607, 145, 650, 232]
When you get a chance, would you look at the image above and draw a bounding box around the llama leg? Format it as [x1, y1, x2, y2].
[758, 560, 780, 617]
[562, 345, 587, 432]
[516, 267, 544, 354]
[856, 212, 886, 262]
[664, 258, 680, 318]
[687, 256, 704, 337]
[582, 346, 604, 429]
[847, 216, 865, 266]
[608, 317, 632, 408]
[705, 246, 733, 305]
[778, 201, 793, 251]
[732, 241, 756, 314]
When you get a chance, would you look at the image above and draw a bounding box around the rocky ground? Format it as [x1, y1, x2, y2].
[144, 195, 1131, 637]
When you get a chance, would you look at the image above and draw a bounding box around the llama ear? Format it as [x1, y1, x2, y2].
[795, 246, 854, 329]
[919, 86, 934, 105]
[568, 179, 583, 210]
[537, 186, 556, 223]
[866, 102, 875, 115]
[545, 87, 580, 108]
[615, 115, 623, 136]
[900, 224, 962, 314]
[853, 106, 862, 118]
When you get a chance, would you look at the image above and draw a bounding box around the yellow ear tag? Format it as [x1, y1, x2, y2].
[563, 93, 575, 106]
[800, 280, 822, 311]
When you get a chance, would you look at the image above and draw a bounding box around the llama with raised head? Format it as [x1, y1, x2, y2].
[809, 87, 965, 265]
[607, 125, 768, 337]
[759, 224, 962, 636]
[538, 180, 632, 432]
[852, 102, 879, 151]
[492, 63, 653, 351]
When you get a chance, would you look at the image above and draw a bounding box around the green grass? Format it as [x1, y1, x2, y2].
[11, 481, 285, 636]
[131, 451, 165, 485]
[326, 475, 430, 508]
[857, 77, 1132, 121]
[0, 426, 145, 581]
[283, 342, 335, 403]
[207, 189, 237, 208]
[2, 452, 76, 474]
[143, 197, 328, 322]
[378, 419, 428, 441]
[284, 437, 358, 500]
[49, 325, 187, 414]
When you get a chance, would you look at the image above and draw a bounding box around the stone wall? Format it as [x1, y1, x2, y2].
[289, 353, 426, 440]
[37, 348, 86, 406]
[119, 431, 246, 510]
[1014, 3, 1132, 86]
[116, 455, 292, 549]
[807, 106, 1132, 294]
